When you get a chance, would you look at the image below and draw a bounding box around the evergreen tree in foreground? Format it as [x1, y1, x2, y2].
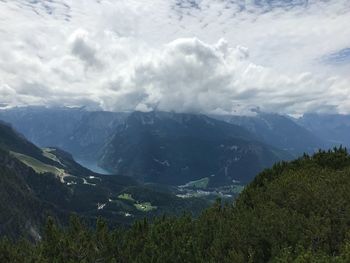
[2, 148, 350, 262]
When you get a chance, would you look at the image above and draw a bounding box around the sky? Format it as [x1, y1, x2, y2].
[0, 0, 350, 115]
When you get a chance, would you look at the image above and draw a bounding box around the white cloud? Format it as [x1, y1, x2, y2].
[68, 29, 101, 68]
[101, 38, 350, 115]
[0, 0, 349, 115]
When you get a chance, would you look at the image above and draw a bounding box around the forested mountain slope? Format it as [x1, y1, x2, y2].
[0, 107, 129, 161]
[2, 149, 350, 262]
[0, 147, 61, 241]
[0, 121, 208, 240]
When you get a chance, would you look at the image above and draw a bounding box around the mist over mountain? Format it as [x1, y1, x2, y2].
[297, 113, 350, 148]
[0, 107, 129, 161]
[213, 112, 328, 157]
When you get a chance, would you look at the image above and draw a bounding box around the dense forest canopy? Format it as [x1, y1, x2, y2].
[2, 148, 350, 262]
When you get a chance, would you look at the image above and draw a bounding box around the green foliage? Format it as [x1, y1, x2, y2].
[0, 120, 211, 241]
[2, 148, 350, 262]
[117, 193, 135, 202]
[11, 151, 66, 179]
[134, 202, 157, 212]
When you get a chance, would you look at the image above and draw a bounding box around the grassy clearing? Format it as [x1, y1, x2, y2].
[118, 193, 157, 212]
[134, 202, 157, 212]
[11, 151, 67, 182]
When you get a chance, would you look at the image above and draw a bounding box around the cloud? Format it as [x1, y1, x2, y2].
[0, 0, 350, 115]
[100, 38, 350, 115]
[68, 29, 101, 68]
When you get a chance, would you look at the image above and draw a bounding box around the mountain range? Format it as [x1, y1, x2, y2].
[1, 106, 347, 186]
[99, 111, 289, 185]
[297, 113, 350, 148]
[0, 120, 208, 240]
[0, 107, 129, 161]
[1, 106, 350, 241]
[0, 107, 291, 185]
[213, 112, 327, 157]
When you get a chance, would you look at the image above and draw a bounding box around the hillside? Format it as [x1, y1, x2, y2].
[214, 112, 327, 156]
[298, 113, 350, 148]
[0, 121, 209, 239]
[0, 107, 86, 151]
[0, 120, 56, 164]
[99, 111, 290, 186]
[0, 147, 62, 241]
[2, 148, 350, 262]
[0, 107, 129, 161]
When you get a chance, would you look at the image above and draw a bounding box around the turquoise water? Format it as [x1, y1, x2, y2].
[76, 159, 111, 175]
